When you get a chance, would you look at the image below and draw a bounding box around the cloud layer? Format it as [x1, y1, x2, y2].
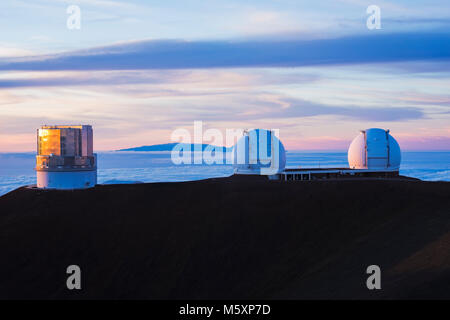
[1, 32, 450, 71]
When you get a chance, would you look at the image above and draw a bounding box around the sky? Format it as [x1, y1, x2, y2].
[0, 0, 450, 151]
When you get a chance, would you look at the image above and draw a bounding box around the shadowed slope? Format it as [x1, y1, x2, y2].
[0, 176, 449, 299]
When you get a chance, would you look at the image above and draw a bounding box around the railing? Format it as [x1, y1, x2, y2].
[36, 154, 96, 171]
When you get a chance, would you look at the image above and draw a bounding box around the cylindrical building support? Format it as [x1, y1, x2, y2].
[36, 170, 97, 189]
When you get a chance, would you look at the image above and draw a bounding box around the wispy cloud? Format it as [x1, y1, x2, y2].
[192, 96, 426, 122]
[276, 98, 425, 121]
[0, 68, 320, 91]
[0, 46, 33, 58]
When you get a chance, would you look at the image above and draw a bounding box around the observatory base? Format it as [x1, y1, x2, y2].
[271, 168, 400, 181]
[36, 170, 97, 189]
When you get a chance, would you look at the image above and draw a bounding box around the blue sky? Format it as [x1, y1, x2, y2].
[0, 0, 450, 151]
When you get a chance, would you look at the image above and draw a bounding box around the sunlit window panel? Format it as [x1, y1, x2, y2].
[37, 129, 61, 156]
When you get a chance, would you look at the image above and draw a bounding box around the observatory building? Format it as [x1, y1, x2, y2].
[35, 125, 97, 189]
[348, 128, 401, 170]
[232, 129, 286, 175]
[234, 127, 402, 181]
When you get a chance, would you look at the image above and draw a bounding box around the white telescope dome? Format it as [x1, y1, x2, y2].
[348, 128, 401, 170]
[233, 129, 286, 175]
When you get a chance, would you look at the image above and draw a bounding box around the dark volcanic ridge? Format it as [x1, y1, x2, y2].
[0, 176, 449, 299]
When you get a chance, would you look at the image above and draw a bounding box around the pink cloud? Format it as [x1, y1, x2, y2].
[397, 135, 450, 151]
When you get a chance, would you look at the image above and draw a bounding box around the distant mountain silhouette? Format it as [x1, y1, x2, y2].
[118, 143, 232, 152]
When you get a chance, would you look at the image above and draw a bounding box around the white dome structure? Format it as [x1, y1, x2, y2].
[233, 129, 286, 175]
[348, 128, 401, 170]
